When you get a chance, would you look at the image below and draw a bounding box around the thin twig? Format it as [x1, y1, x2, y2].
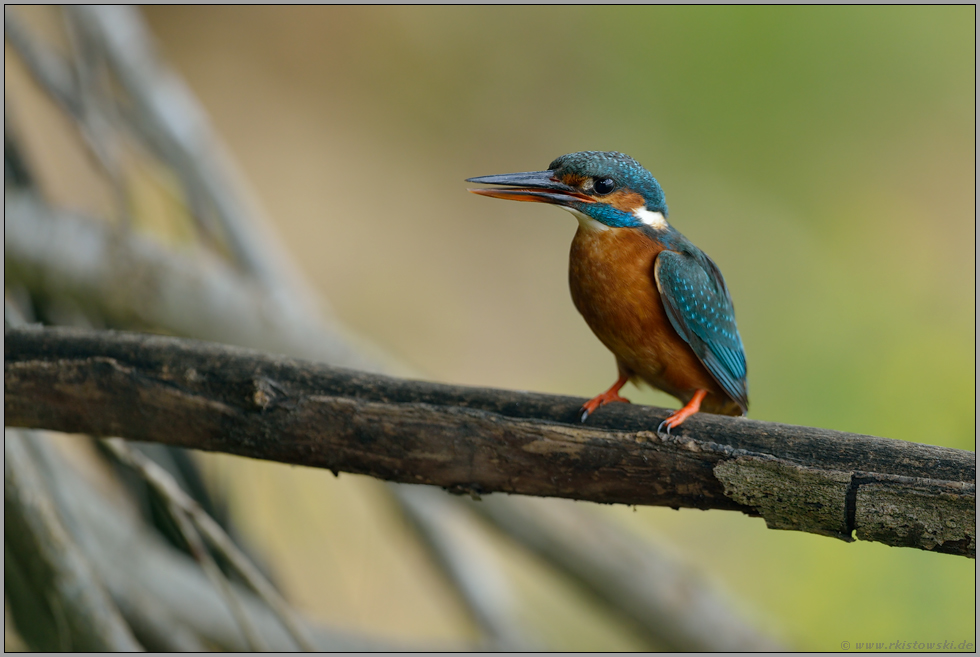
[98, 440, 266, 651]
[101, 438, 315, 651]
[168, 492, 267, 652]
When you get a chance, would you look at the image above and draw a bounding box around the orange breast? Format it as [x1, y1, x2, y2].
[568, 224, 737, 413]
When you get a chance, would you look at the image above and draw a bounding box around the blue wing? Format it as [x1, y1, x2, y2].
[654, 249, 748, 412]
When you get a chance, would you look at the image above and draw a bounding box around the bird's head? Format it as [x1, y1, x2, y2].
[467, 151, 669, 231]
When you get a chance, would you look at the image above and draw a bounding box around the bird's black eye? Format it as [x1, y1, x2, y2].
[593, 178, 615, 195]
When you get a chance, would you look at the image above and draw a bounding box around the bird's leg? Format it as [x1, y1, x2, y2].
[580, 373, 631, 422]
[658, 389, 708, 435]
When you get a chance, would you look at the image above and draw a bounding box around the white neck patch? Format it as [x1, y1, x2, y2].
[563, 207, 610, 232]
[633, 206, 668, 230]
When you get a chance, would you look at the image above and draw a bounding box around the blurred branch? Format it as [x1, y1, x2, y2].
[6, 325, 975, 558]
[101, 438, 316, 651]
[4, 191, 380, 373]
[5, 8, 124, 214]
[10, 427, 440, 652]
[162, 476, 268, 651]
[392, 486, 538, 651]
[4, 9, 82, 116]
[466, 495, 779, 651]
[4, 431, 142, 651]
[63, 5, 305, 292]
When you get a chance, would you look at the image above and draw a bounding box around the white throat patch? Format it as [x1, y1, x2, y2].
[633, 206, 668, 230]
[563, 207, 610, 232]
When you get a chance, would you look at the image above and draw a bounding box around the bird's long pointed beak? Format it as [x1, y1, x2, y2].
[466, 170, 594, 205]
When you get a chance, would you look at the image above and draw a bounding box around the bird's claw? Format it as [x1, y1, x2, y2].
[582, 386, 630, 422]
[656, 419, 673, 437]
[580, 396, 629, 423]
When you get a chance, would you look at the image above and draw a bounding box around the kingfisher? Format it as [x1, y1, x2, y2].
[467, 151, 748, 432]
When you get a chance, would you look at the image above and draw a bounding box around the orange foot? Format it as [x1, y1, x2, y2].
[580, 373, 631, 422]
[658, 389, 708, 435]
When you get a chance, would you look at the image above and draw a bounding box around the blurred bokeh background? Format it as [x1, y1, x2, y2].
[7, 5, 975, 650]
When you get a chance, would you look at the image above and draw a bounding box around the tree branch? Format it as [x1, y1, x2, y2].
[5, 326, 975, 558]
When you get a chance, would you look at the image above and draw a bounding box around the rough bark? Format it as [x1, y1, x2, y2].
[5, 326, 975, 558]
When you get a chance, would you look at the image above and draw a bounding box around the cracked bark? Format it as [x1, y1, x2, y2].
[5, 325, 975, 558]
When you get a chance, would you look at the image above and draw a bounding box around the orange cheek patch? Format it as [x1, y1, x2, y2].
[604, 190, 646, 213]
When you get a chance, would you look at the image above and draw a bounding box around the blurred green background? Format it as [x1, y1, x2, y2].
[22, 6, 974, 650]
